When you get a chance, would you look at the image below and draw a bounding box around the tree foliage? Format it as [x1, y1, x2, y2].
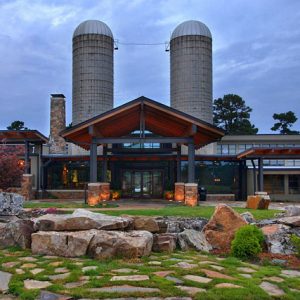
[213, 94, 258, 135]
[271, 111, 299, 135]
[7, 120, 28, 130]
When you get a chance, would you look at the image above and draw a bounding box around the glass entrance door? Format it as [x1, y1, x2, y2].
[121, 170, 163, 198]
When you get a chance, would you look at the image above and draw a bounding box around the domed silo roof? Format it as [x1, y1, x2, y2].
[171, 20, 212, 40]
[73, 20, 113, 38]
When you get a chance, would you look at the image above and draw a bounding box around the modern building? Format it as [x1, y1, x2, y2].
[1, 19, 300, 202]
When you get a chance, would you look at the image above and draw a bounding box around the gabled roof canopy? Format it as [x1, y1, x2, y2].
[237, 147, 300, 159]
[0, 130, 48, 144]
[61, 96, 224, 149]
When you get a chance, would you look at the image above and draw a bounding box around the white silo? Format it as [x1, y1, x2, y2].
[72, 20, 114, 125]
[170, 20, 213, 123]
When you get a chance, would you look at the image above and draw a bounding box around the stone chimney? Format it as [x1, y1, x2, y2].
[49, 94, 66, 154]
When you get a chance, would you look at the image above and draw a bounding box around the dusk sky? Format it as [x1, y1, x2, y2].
[0, 0, 299, 135]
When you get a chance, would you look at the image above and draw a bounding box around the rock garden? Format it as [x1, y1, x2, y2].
[0, 192, 300, 299]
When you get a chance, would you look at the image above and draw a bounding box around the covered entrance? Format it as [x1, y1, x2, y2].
[122, 169, 163, 198]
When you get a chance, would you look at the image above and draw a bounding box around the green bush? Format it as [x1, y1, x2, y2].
[231, 225, 264, 260]
[291, 234, 300, 257]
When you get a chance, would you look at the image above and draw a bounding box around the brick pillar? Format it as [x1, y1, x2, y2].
[184, 183, 198, 207]
[21, 174, 33, 200]
[87, 183, 101, 206]
[49, 94, 66, 154]
[174, 182, 185, 202]
[100, 182, 110, 201]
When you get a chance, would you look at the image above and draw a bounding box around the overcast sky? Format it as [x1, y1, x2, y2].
[0, 0, 299, 134]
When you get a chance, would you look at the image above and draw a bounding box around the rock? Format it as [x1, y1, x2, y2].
[36, 291, 73, 300]
[0, 271, 12, 292]
[209, 265, 224, 271]
[259, 281, 285, 297]
[24, 280, 52, 290]
[261, 224, 295, 254]
[34, 209, 133, 231]
[133, 217, 160, 233]
[240, 212, 255, 224]
[152, 234, 177, 252]
[215, 283, 241, 288]
[153, 271, 174, 277]
[54, 267, 69, 273]
[263, 276, 284, 283]
[19, 257, 37, 262]
[277, 216, 300, 227]
[174, 262, 197, 269]
[49, 273, 71, 280]
[246, 195, 270, 210]
[239, 274, 252, 278]
[88, 230, 153, 259]
[30, 268, 44, 275]
[236, 267, 256, 273]
[64, 281, 87, 288]
[88, 285, 160, 293]
[31, 230, 95, 257]
[2, 262, 18, 268]
[21, 263, 37, 268]
[148, 261, 161, 265]
[155, 217, 208, 233]
[178, 229, 212, 252]
[183, 275, 212, 283]
[110, 275, 149, 281]
[284, 205, 300, 217]
[82, 266, 97, 272]
[177, 286, 206, 295]
[0, 192, 23, 215]
[165, 276, 184, 284]
[0, 219, 34, 249]
[112, 268, 138, 274]
[271, 259, 287, 266]
[201, 269, 234, 280]
[203, 204, 247, 252]
[281, 269, 300, 278]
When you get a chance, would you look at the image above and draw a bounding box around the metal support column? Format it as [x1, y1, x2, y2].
[258, 157, 264, 191]
[102, 145, 107, 182]
[251, 159, 257, 193]
[188, 141, 195, 183]
[90, 140, 97, 182]
[24, 140, 30, 174]
[176, 144, 181, 182]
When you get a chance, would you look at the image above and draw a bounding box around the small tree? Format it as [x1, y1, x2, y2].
[7, 120, 28, 130]
[271, 111, 299, 134]
[213, 94, 258, 135]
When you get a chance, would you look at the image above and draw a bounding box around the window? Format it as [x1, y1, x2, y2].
[228, 144, 236, 154]
[221, 144, 229, 154]
[217, 144, 222, 155]
[237, 144, 246, 153]
[264, 175, 284, 194]
[289, 175, 300, 194]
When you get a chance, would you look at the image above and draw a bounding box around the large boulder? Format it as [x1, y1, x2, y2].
[152, 233, 177, 252]
[88, 230, 153, 259]
[246, 195, 270, 210]
[203, 204, 247, 252]
[240, 212, 255, 224]
[133, 217, 160, 233]
[178, 229, 212, 252]
[277, 216, 300, 227]
[34, 209, 133, 231]
[0, 192, 24, 215]
[31, 230, 95, 257]
[155, 216, 208, 233]
[261, 224, 295, 254]
[284, 205, 300, 217]
[0, 219, 34, 249]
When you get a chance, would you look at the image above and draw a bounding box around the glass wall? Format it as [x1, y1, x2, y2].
[264, 175, 284, 194]
[181, 161, 240, 194]
[46, 160, 103, 189]
[289, 175, 300, 194]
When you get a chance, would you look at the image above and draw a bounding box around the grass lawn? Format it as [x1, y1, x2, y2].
[24, 201, 280, 220]
[2, 247, 300, 300]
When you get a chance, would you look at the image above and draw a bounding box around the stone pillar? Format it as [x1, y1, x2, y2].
[49, 94, 66, 154]
[184, 183, 198, 207]
[21, 174, 33, 200]
[87, 183, 101, 206]
[174, 182, 185, 202]
[100, 182, 110, 201]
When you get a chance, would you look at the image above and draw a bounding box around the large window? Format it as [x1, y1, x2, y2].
[289, 175, 300, 194]
[264, 175, 284, 194]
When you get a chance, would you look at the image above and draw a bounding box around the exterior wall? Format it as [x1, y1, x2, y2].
[72, 34, 114, 125]
[170, 35, 212, 123]
[49, 95, 66, 154]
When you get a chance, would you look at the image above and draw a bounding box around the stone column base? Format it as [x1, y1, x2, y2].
[184, 183, 198, 207]
[21, 174, 33, 201]
[100, 182, 110, 201]
[87, 183, 101, 206]
[246, 192, 271, 209]
[174, 182, 185, 202]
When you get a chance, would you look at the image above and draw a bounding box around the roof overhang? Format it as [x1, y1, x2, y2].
[237, 147, 300, 159]
[61, 96, 224, 149]
[0, 130, 48, 144]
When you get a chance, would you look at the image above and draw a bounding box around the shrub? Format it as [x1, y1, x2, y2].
[291, 234, 300, 257]
[231, 225, 264, 260]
